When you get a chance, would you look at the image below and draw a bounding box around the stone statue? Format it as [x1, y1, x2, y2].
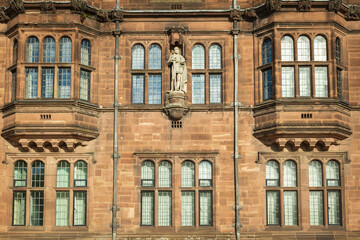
[168, 47, 187, 93]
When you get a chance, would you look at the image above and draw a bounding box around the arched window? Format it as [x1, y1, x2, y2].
[283, 160, 296, 187]
[31, 160, 44, 187]
[192, 44, 205, 69]
[309, 160, 323, 187]
[209, 44, 221, 69]
[262, 38, 272, 65]
[43, 37, 55, 63]
[132, 44, 145, 69]
[281, 36, 294, 61]
[199, 161, 212, 187]
[148, 44, 161, 69]
[336, 38, 341, 64]
[26, 37, 39, 63]
[158, 161, 171, 187]
[181, 160, 195, 187]
[59, 37, 72, 63]
[141, 160, 154, 187]
[314, 35, 327, 61]
[74, 161, 87, 187]
[326, 160, 340, 186]
[57, 161, 70, 187]
[266, 160, 279, 187]
[81, 39, 91, 66]
[14, 160, 27, 187]
[13, 39, 18, 65]
[297, 36, 310, 61]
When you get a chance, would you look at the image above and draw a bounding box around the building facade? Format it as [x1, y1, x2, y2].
[0, 0, 360, 239]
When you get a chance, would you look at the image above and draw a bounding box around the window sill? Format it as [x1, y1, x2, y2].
[9, 226, 45, 231]
[308, 225, 344, 231]
[51, 226, 88, 231]
[265, 225, 301, 231]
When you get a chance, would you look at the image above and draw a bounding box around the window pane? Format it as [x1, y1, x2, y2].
[13, 40, 18, 65]
[158, 191, 171, 226]
[266, 191, 280, 225]
[25, 68, 38, 99]
[309, 160, 323, 187]
[314, 36, 327, 61]
[141, 191, 154, 226]
[26, 37, 39, 63]
[192, 74, 205, 104]
[56, 191, 69, 226]
[74, 192, 86, 226]
[181, 161, 195, 187]
[284, 191, 297, 225]
[80, 70, 91, 101]
[149, 44, 161, 69]
[315, 67, 328, 97]
[199, 161, 212, 187]
[192, 44, 205, 69]
[262, 69, 273, 100]
[132, 74, 144, 104]
[41, 68, 54, 98]
[266, 160, 279, 187]
[59, 37, 72, 63]
[181, 191, 195, 226]
[74, 161, 87, 187]
[57, 161, 70, 188]
[132, 44, 144, 69]
[209, 74, 222, 103]
[158, 161, 171, 187]
[31, 161, 44, 187]
[328, 191, 341, 225]
[282, 67, 295, 97]
[209, 44, 221, 69]
[281, 36, 294, 61]
[299, 67, 311, 97]
[14, 161, 27, 187]
[199, 191, 212, 226]
[283, 160, 297, 187]
[141, 161, 154, 187]
[13, 191, 26, 226]
[43, 37, 55, 63]
[148, 74, 161, 104]
[336, 38, 341, 64]
[297, 36, 310, 61]
[30, 191, 44, 226]
[309, 191, 324, 225]
[58, 68, 71, 98]
[337, 69, 342, 100]
[326, 160, 340, 187]
[81, 39, 91, 66]
[11, 70, 17, 101]
[262, 39, 272, 65]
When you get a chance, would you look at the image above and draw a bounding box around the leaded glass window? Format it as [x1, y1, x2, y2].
[81, 39, 91, 66]
[326, 160, 340, 187]
[73, 191, 86, 226]
[283, 160, 296, 187]
[148, 74, 161, 104]
[141, 191, 154, 226]
[74, 161, 87, 187]
[262, 38, 272, 65]
[56, 191, 69, 226]
[158, 191, 171, 226]
[281, 36, 294, 61]
[158, 161, 171, 187]
[263, 69, 273, 100]
[284, 191, 297, 226]
[26, 37, 39, 63]
[309, 191, 324, 225]
[299, 67, 311, 97]
[57, 161, 70, 188]
[266, 160, 279, 187]
[199, 161, 212, 187]
[337, 69, 342, 100]
[199, 191, 212, 226]
[181, 161, 195, 187]
[31, 161, 44, 187]
[132, 74, 144, 104]
[58, 68, 71, 98]
[266, 191, 280, 225]
[141, 161, 155, 187]
[80, 70, 91, 101]
[314, 35, 327, 61]
[282, 67, 295, 97]
[192, 74, 205, 104]
[14, 160, 27, 187]
[192, 44, 205, 69]
[297, 36, 310, 61]
[13, 39, 18, 65]
[209, 44, 221, 69]
[309, 160, 323, 187]
[43, 37, 55, 63]
[132, 44, 145, 69]
[209, 74, 222, 103]
[149, 44, 161, 70]
[328, 191, 341, 225]
[315, 67, 328, 97]
[30, 191, 44, 226]
[13, 191, 26, 226]
[41, 68, 54, 98]
[59, 37, 72, 63]
[336, 38, 341, 64]
[181, 191, 195, 226]
[25, 68, 38, 99]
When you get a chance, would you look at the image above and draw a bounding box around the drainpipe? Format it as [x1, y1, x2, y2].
[112, 0, 121, 239]
[232, 1, 241, 240]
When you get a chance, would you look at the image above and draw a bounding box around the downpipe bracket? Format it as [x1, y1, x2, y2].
[232, 154, 242, 159]
[112, 154, 121, 159]
[110, 206, 120, 211]
[233, 205, 243, 210]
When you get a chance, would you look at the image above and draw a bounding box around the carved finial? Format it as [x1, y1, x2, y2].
[328, 0, 342, 13]
[298, 0, 311, 12]
[266, 0, 281, 13]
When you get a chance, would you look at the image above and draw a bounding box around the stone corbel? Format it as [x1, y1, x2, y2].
[18, 139, 29, 152]
[163, 91, 189, 121]
[328, 0, 342, 13]
[298, 0, 311, 12]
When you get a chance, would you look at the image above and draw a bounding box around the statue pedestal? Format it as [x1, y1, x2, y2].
[163, 91, 188, 120]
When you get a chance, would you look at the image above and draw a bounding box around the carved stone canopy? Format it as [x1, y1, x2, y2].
[165, 26, 188, 48]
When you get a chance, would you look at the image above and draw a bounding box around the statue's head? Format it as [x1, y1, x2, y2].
[174, 47, 180, 54]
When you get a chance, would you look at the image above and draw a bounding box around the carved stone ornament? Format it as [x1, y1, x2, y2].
[266, 0, 281, 12]
[10, 0, 25, 14]
[0, 7, 9, 21]
[96, 9, 109, 22]
[347, 5, 360, 20]
[110, 9, 124, 22]
[163, 91, 189, 121]
[41, 1, 56, 13]
[166, 26, 188, 47]
[243, 8, 257, 20]
[229, 8, 241, 21]
[328, 0, 342, 13]
[71, 0, 88, 13]
[298, 0, 311, 12]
